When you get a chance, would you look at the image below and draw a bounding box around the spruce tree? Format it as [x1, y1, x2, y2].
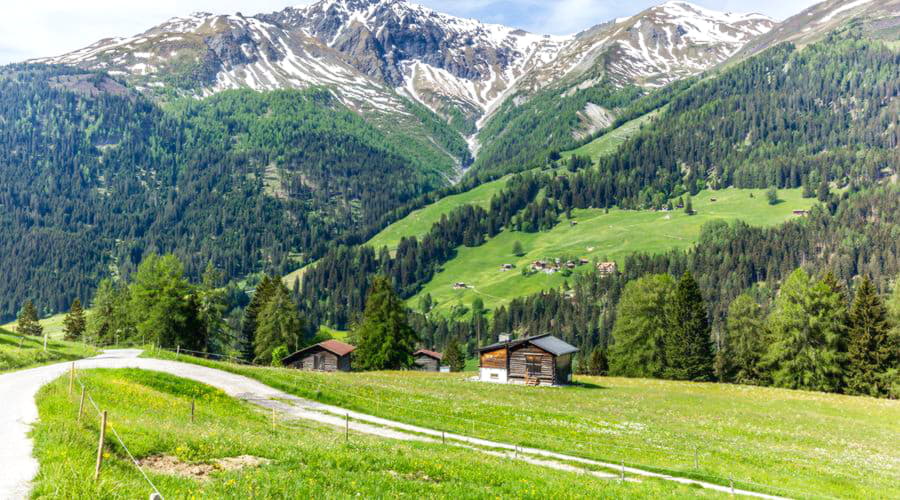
[846, 277, 892, 397]
[242, 275, 277, 361]
[63, 299, 87, 341]
[588, 347, 609, 376]
[609, 274, 675, 378]
[353, 276, 419, 371]
[684, 195, 694, 215]
[665, 272, 714, 381]
[512, 240, 525, 257]
[254, 284, 303, 365]
[443, 339, 465, 372]
[17, 300, 42, 337]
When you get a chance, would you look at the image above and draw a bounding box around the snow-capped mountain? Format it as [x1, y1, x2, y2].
[33, 0, 774, 133]
[261, 0, 571, 123]
[516, 1, 774, 95]
[736, 0, 900, 59]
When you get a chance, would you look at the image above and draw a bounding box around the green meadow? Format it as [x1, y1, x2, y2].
[148, 351, 900, 499]
[411, 188, 817, 314]
[2, 311, 69, 340]
[562, 111, 659, 163]
[32, 368, 713, 498]
[0, 328, 96, 372]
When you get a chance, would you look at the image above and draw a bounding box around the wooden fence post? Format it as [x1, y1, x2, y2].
[77, 387, 86, 423]
[191, 400, 195, 423]
[94, 411, 108, 481]
[620, 461, 625, 481]
[345, 413, 349, 443]
[176, 346, 180, 359]
[43, 334, 48, 352]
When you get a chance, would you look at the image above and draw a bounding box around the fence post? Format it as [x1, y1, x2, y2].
[176, 346, 180, 359]
[694, 446, 699, 470]
[271, 407, 276, 429]
[730, 476, 734, 496]
[94, 411, 108, 481]
[345, 413, 350, 443]
[620, 461, 625, 481]
[191, 400, 195, 423]
[442, 431, 445, 445]
[78, 387, 86, 423]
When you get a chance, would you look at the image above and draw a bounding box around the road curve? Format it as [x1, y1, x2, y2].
[0, 350, 787, 499]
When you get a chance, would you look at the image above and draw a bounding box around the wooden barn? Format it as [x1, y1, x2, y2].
[413, 349, 443, 371]
[282, 340, 355, 372]
[478, 334, 578, 386]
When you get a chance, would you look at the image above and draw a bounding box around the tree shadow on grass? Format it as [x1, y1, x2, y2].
[570, 380, 608, 390]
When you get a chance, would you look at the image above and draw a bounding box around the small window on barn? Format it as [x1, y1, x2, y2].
[490, 373, 498, 380]
[526, 355, 542, 377]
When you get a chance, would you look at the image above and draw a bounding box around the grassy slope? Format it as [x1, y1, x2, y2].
[368, 177, 512, 253]
[0, 328, 96, 372]
[148, 351, 900, 499]
[561, 111, 658, 163]
[412, 188, 817, 315]
[2, 312, 68, 340]
[32, 368, 710, 498]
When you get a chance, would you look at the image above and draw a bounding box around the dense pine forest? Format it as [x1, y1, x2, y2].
[0, 64, 460, 320]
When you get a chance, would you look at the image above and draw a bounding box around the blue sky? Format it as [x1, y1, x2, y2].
[0, 0, 822, 64]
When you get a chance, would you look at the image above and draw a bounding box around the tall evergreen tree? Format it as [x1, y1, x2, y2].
[17, 300, 42, 337]
[665, 272, 714, 381]
[763, 269, 848, 393]
[587, 347, 609, 376]
[443, 339, 465, 372]
[241, 275, 278, 361]
[846, 277, 892, 397]
[722, 294, 766, 384]
[199, 262, 228, 354]
[254, 283, 303, 365]
[63, 299, 87, 341]
[609, 274, 675, 378]
[353, 276, 419, 371]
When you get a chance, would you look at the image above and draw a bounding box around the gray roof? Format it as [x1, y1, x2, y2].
[529, 335, 579, 356]
[478, 334, 578, 356]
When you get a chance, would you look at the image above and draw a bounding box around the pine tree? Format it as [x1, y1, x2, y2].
[63, 299, 86, 341]
[685, 195, 694, 215]
[353, 276, 419, 371]
[17, 300, 42, 337]
[763, 269, 848, 393]
[199, 262, 228, 354]
[443, 339, 465, 372]
[846, 277, 892, 397]
[665, 272, 714, 381]
[766, 187, 779, 205]
[254, 284, 303, 365]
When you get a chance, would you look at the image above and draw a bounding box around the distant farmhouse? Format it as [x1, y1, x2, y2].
[413, 349, 443, 371]
[282, 340, 355, 372]
[597, 261, 617, 276]
[478, 334, 578, 386]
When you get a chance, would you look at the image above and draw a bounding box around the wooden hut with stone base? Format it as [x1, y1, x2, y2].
[282, 340, 355, 372]
[478, 334, 578, 386]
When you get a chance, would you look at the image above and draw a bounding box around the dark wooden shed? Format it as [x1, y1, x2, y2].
[282, 340, 355, 372]
[478, 334, 578, 386]
[413, 349, 443, 371]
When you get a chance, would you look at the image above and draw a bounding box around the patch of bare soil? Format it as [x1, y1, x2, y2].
[137, 454, 271, 480]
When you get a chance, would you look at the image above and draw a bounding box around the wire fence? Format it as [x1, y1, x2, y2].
[71, 366, 164, 499]
[146, 346, 871, 499]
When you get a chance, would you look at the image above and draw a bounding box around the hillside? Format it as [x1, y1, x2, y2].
[0, 65, 456, 320]
[0, 328, 96, 372]
[151, 350, 900, 499]
[410, 188, 816, 315]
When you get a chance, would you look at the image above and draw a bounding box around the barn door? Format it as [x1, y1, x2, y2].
[313, 354, 323, 370]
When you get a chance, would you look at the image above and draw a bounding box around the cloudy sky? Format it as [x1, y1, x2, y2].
[0, 0, 822, 64]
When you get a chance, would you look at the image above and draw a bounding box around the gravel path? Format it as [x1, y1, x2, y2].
[0, 350, 787, 499]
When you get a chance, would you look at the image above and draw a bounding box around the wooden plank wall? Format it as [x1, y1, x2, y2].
[508, 345, 554, 382]
[480, 348, 507, 369]
[415, 356, 439, 371]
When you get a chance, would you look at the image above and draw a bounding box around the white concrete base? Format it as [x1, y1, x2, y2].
[479, 367, 507, 383]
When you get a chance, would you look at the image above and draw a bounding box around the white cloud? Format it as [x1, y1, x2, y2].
[0, 0, 824, 64]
